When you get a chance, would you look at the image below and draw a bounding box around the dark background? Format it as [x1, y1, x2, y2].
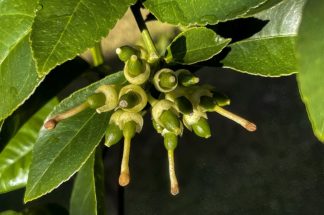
[1, 66, 324, 215]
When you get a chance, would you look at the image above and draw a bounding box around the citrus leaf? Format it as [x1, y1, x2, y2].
[0, 0, 42, 121]
[243, 0, 285, 16]
[31, 0, 136, 77]
[0, 33, 42, 121]
[70, 149, 104, 215]
[297, 0, 324, 142]
[0, 57, 89, 149]
[165, 27, 231, 65]
[144, 0, 266, 26]
[0, 0, 38, 64]
[24, 72, 125, 202]
[222, 0, 305, 76]
[0, 99, 58, 194]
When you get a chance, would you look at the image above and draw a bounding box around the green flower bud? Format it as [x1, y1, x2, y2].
[105, 122, 123, 147]
[153, 68, 178, 92]
[116, 46, 140, 62]
[199, 96, 216, 111]
[189, 85, 213, 109]
[182, 109, 207, 131]
[159, 110, 181, 134]
[163, 132, 178, 151]
[119, 91, 141, 109]
[126, 55, 145, 77]
[118, 85, 147, 113]
[192, 117, 211, 138]
[95, 85, 119, 113]
[118, 111, 144, 133]
[175, 69, 199, 87]
[152, 99, 183, 136]
[86, 93, 106, 109]
[124, 55, 150, 85]
[174, 96, 193, 115]
[212, 92, 230, 106]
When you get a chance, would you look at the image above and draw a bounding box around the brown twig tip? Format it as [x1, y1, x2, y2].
[119, 172, 130, 186]
[44, 119, 57, 130]
[246, 122, 257, 132]
[171, 184, 179, 196]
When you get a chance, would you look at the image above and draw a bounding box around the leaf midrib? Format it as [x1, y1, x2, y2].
[39, 0, 83, 74]
[26, 111, 97, 198]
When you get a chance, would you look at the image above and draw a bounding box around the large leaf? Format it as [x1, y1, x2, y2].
[243, 0, 285, 16]
[31, 0, 136, 77]
[0, 0, 42, 121]
[165, 27, 231, 65]
[222, 0, 305, 76]
[297, 0, 324, 142]
[0, 99, 58, 194]
[70, 149, 104, 215]
[24, 72, 125, 202]
[0, 57, 89, 150]
[0, 0, 37, 63]
[0, 34, 42, 121]
[144, 0, 267, 26]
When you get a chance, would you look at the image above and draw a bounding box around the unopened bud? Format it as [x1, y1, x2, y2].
[159, 110, 181, 134]
[116, 46, 140, 62]
[192, 117, 211, 138]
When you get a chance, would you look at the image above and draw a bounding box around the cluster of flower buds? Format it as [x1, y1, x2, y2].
[44, 45, 256, 196]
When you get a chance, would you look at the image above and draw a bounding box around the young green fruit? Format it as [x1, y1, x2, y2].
[86, 93, 106, 109]
[192, 117, 211, 138]
[105, 122, 123, 147]
[116, 46, 140, 62]
[176, 69, 199, 87]
[153, 68, 178, 92]
[174, 96, 193, 115]
[159, 110, 181, 134]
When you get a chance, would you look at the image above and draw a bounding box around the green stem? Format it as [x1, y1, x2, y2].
[90, 42, 104, 67]
[147, 93, 158, 106]
[131, 4, 159, 63]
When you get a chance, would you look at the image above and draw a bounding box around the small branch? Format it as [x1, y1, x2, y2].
[213, 106, 257, 132]
[131, 4, 159, 63]
[119, 136, 131, 186]
[90, 41, 104, 67]
[168, 149, 179, 195]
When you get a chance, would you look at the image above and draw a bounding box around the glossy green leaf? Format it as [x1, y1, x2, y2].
[243, 0, 285, 16]
[297, 0, 324, 142]
[70, 149, 104, 215]
[0, 0, 37, 63]
[0, 34, 42, 121]
[0, 0, 42, 121]
[222, 0, 305, 76]
[0, 57, 89, 149]
[144, 0, 266, 26]
[31, 0, 136, 77]
[165, 27, 231, 65]
[0, 99, 58, 194]
[24, 72, 125, 202]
